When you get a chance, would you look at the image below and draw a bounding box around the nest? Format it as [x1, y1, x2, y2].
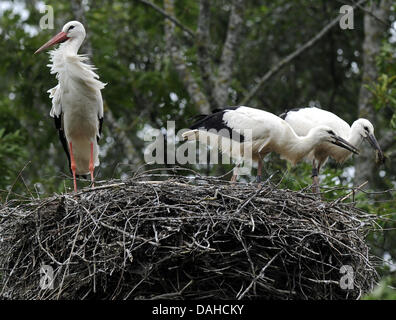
[0, 171, 378, 300]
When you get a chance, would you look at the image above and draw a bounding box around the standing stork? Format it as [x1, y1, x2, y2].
[35, 21, 105, 192]
[280, 107, 385, 192]
[182, 106, 359, 182]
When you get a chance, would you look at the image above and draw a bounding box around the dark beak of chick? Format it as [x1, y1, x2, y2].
[331, 136, 360, 155]
[366, 133, 385, 164]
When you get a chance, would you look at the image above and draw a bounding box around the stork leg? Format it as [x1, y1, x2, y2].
[230, 164, 240, 183]
[256, 160, 263, 183]
[69, 142, 77, 192]
[311, 160, 320, 194]
[89, 142, 95, 188]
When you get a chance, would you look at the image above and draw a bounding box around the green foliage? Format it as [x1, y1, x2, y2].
[0, 128, 26, 193]
[367, 42, 396, 128]
[363, 276, 396, 300]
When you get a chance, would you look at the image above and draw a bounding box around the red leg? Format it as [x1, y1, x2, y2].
[89, 142, 95, 188]
[230, 164, 240, 183]
[256, 160, 262, 183]
[311, 160, 321, 195]
[69, 142, 77, 192]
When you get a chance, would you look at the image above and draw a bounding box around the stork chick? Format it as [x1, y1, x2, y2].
[280, 107, 384, 192]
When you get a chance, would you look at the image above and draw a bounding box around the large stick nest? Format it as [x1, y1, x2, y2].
[0, 171, 378, 300]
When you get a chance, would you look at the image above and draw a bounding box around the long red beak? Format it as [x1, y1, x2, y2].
[34, 31, 69, 54]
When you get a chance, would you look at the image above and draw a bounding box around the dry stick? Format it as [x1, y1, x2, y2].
[332, 181, 368, 205]
[5, 161, 31, 203]
[237, 250, 283, 300]
[241, 0, 368, 105]
[135, 0, 195, 38]
[56, 213, 84, 299]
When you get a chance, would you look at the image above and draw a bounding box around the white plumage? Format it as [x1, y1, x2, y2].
[183, 106, 359, 182]
[280, 107, 384, 190]
[35, 21, 106, 191]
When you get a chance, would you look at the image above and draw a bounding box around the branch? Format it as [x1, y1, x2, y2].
[196, 0, 215, 104]
[164, 0, 210, 114]
[135, 0, 195, 38]
[213, 0, 245, 108]
[241, 0, 368, 105]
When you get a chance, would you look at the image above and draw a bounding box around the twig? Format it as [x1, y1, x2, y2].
[237, 250, 283, 300]
[5, 161, 31, 203]
[331, 181, 368, 205]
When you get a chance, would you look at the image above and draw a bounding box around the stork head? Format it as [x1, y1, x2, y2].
[311, 126, 360, 155]
[34, 21, 86, 54]
[352, 119, 385, 164]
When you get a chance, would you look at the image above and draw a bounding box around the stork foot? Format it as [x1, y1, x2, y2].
[255, 175, 262, 183]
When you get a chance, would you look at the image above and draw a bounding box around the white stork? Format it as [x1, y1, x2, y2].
[182, 106, 359, 182]
[280, 107, 385, 191]
[35, 21, 105, 192]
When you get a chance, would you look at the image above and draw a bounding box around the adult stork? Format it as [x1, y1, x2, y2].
[35, 21, 105, 192]
[182, 106, 359, 182]
[280, 107, 385, 192]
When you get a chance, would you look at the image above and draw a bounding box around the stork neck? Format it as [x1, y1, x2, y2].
[295, 132, 319, 155]
[349, 122, 365, 147]
[59, 37, 84, 56]
[284, 124, 317, 156]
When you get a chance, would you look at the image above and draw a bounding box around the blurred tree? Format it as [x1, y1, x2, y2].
[355, 0, 394, 188]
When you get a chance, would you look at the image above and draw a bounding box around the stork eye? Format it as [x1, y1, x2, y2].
[364, 126, 369, 131]
[68, 25, 75, 31]
[327, 130, 335, 135]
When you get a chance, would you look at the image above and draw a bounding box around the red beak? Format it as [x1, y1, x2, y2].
[34, 31, 69, 54]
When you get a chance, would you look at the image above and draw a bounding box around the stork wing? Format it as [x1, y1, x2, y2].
[53, 114, 71, 174]
[222, 106, 282, 142]
[48, 84, 62, 118]
[281, 107, 351, 138]
[189, 106, 284, 143]
[96, 88, 104, 143]
[47, 84, 72, 173]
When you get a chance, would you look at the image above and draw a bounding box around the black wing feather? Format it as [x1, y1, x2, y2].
[54, 115, 71, 174]
[97, 116, 104, 143]
[279, 107, 305, 120]
[189, 106, 244, 142]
